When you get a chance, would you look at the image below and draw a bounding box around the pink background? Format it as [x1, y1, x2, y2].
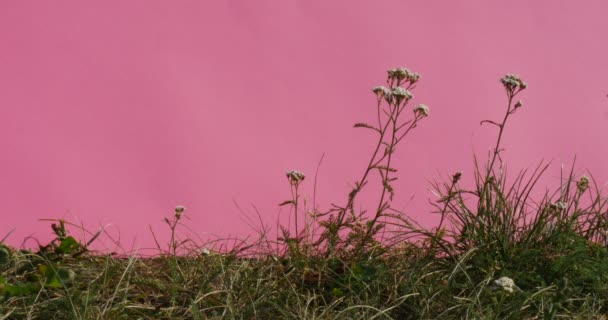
[1, 1, 607, 252]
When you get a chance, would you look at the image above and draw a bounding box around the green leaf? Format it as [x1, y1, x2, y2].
[38, 264, 76, 288]
[57, 236, 81, 254]
[0, 247, 9, 266]
[332, 287, 344, 297]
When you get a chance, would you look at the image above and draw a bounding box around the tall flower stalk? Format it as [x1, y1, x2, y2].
[309, 67, 430, 256]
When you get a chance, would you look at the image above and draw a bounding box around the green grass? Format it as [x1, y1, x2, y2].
[2, 69, 608, 319]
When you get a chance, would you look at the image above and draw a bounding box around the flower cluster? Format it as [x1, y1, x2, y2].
[387, 66, 420, 84]
[549, 201, 567, 211]
[372, 86, 391, 103]
[500, 74, 527, 93]
[175, 205, 186, 219]
[493, 276, 516, 293]
[372, 67, 430, 120]
[286, 170, 305, 185]
[391, 87, 413, 104]
[577, 175, 590, 193]
[413, 104, 429, 117]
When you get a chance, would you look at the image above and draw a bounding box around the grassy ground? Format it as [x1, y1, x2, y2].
[2, 69, 608, 319]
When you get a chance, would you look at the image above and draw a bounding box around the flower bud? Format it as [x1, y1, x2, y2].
[514, 100, 523, 109]
[452, 171, 462, 184]
[175, 205, 186, 218]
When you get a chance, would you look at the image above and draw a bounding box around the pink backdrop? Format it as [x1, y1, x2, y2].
[1, 1, 607, 252]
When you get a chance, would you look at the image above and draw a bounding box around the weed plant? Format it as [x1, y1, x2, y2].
[1, 68, 608, 319]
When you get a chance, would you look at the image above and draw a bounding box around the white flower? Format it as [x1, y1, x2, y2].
[554, 202, 567, 210]
[500, 74, 526, 91]
[175, 205, 186, 218]
[391, 87, 412, 98]
[201, 248, 211, 255]
[286, 170, 305, 184]
[408, 72, 421, 83]
[395, 67, 410, 80]
[494, 276, 516, 293]
[577, 175, 590, 193]
[413, 104, 429, 117]
[372, 86, 390, 101]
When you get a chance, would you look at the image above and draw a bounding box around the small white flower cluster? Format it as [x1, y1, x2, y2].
[413, 104, 429, 117]
[493, 276, 516, 293]
[387, 67, 420, 84]
[372, 86, 391, 102]
[391, 87, 414, 104]
[286, 170, 305, 185]
[549, 201, 567, 211]
[577, 175, 590, 193]
[371, 67, 429, 118]
[175, 205, 186, 218]
[500, 74, 527, 92]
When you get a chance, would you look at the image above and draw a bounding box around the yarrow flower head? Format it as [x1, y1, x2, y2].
[408, 72, 421, 84]
[175, 205, 186, 218]
[395, 67, 409, 80]
[286, 170, 305, 185]
[372, 86, 391, 102]
[549, 201, 567, 211]
[500, 74, 527, 93]
[577, 175, 590, 193]
[387, 66, 420, 85]
[493, 276, 516, 293]
[413, 104, 429, 117]
[391, 87, 413, 104]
